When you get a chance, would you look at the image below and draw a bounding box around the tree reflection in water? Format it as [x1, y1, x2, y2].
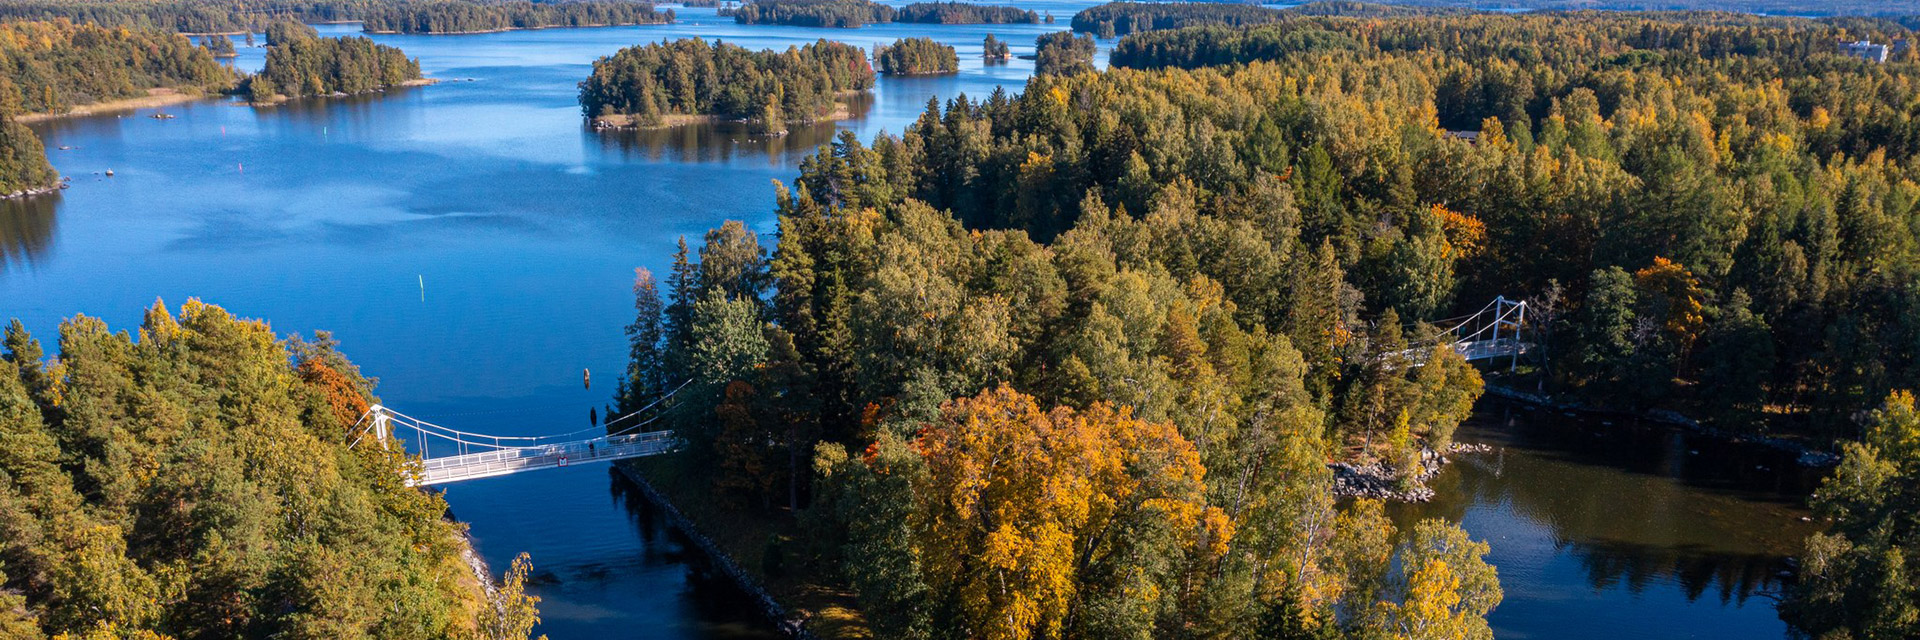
[1393, 400, 1821, 613]
[0, 194, 58, 273]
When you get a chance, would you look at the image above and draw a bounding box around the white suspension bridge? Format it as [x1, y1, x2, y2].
[349, 381, 689, 486]
[1396, 295, 1532, 368]
[348, 297, 1531, 487]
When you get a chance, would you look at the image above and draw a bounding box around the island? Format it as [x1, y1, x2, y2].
[895, 1, 1036, 24]
[874, 37, 959, 75]
[578, 37, 873, 134]
[246, 21, 427, 103]
[721, 0, 894, 27]
[983, 33, 1011, 62]
[359, 0, 676, 34]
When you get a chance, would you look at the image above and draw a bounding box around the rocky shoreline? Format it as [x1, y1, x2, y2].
[2, 179, 69, 200]
[1482, 382, 1841, 467]
[1330, 442, 1493, 503]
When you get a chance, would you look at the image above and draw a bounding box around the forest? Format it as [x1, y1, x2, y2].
[577, 37, 872, 131]
[721, 0, 894, 28]
[894, 1, 1035, 25]
[359, 0, 674, 35]
[246, 21, 422, 101]
[1355, 0, 1920, 17]
[602, 8, 1920, 639]
[1033, 31, 1095, 75]
[0, 19, 234, 196]
[0, 303, 541, 638]
[874, 37, 958, 75]
[1071, 1, 1285, 38]
[0, 19, 234, 114]
[0, 0, 675, 35]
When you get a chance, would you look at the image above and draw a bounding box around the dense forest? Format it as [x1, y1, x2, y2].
[360, 0, 674, 35]
[874, 37, 957, 75]
[0, 19, 234, 114]
[1033, 31, 1095, 75]
[1071, 2, 1285, 38]
[0, 303, 542, 638]
[721, 0, 894, 27]
[982, 33, 1010, 61]
[0, 0, 676, 35]
[1356, 0, 1920, 17]
[895, 1, 1035, 25]
[577, 37, 872, 132]
[600, 8, 1920, 639]
[247, 21, 423, 101]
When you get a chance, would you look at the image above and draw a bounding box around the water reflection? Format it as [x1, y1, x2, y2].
[607, 467, 784, 640]
[1395, 402, 1823, 639]
[0, 195, 58, 273]
[592, 93, 873, 164]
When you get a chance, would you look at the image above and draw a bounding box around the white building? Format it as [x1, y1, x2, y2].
[1841, 40, 1891, 64]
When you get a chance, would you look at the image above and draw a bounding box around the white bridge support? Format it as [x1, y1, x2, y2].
[1398, 296, 1532, 369]
[351, 384, 687, 486]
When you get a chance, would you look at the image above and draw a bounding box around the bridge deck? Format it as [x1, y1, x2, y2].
[413, 431, 677, 486]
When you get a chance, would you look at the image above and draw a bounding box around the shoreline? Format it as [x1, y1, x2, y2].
[1480, 380, 1841, 466]
[613, 463, 819, 639]
[17, 89, 212, 123]
[591, 99, 858, 133]
[0, 179, 70, 201]
[363, 21, 670, 35]
[251, 78, 440, 106]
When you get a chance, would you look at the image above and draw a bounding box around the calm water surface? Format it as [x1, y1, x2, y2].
[0, 8, 1819, 639]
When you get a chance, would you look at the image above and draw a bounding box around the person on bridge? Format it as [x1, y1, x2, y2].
[589, 442, 596, 456]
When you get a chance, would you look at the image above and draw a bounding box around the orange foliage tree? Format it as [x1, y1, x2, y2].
[909, 385, 1230, 640]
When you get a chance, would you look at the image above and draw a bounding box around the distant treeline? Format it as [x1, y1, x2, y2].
[1071, 1, 1285, 37]
[0, 0, 677, 34]
[1034, 31, 1095, 75]
[1337, 0, 1920, 17]
[0, 20, 235, 114]
[246, 21, 421, 100]
[896, 1, 1035, 24]
[361, 0, 674, 34]
[721, 0, 894, 27]
[578, 37, 873, 131]
[875, 37, 957, 74]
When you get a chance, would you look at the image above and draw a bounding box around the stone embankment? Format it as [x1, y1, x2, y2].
[614, 464, 819, 640]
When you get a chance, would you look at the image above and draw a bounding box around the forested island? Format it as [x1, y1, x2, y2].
[1071, 1, 1285, 38]
[895, 1, 1035, 25]
[874, 37, 957, 75]
[246, 21, 424, 102]
[982, 33, 1010, 61]
[360, 0, 674, 34]
[1033, 31, 1095, 75]
[200, 33, 237, 56]
[578, 37, 872, 132]
[721, 0, 893, 27]
[0, 304, 542, 638]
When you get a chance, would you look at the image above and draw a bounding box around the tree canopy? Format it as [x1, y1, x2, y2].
[577, 37, 873, 131]
[875, 37, 957, 75]
[721, 0, 894, 28]
[0, 303, 540, 639]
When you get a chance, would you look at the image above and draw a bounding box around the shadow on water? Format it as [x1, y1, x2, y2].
[607, 467, 784, 640]
[0, 194, 59, 274]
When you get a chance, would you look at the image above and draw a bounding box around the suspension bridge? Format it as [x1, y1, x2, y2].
[1397, 295, 1532, 368]
[349, 382, 688, 486]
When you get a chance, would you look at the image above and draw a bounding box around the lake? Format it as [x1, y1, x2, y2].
[0, 6, 1821, 638]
